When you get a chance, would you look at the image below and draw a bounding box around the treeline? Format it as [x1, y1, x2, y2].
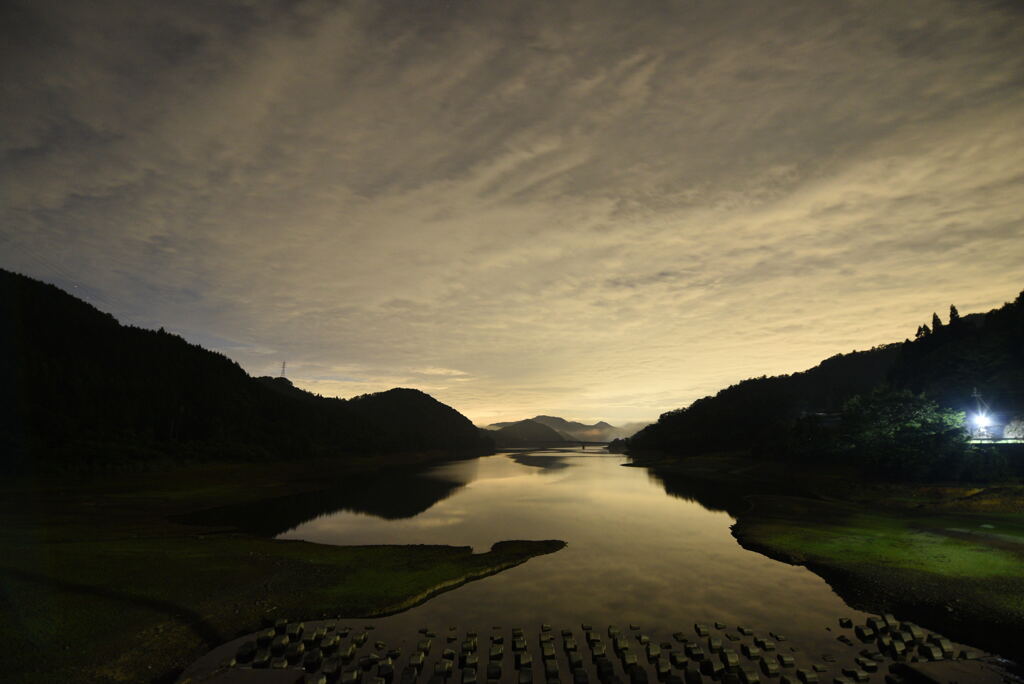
[626, 345, 901, 455]
[624, 290, 1024, 481]
[0, 269, 492, 473]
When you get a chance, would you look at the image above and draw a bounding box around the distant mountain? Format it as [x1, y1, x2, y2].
[0, 269, 491, 472]
[627, 290, 1024, 456]
[488, 419, 567, 447]
[486, 415, 640, 442]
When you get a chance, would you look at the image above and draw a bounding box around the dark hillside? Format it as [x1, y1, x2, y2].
[628, 289, 1024, 459]
[889, 294, 1024, 417]
[0, 269, 488, 472]
[628, 345, 901, 455]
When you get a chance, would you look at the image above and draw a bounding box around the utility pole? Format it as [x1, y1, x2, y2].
[972, 387, 989, 414]
[281, 361, 287, 378]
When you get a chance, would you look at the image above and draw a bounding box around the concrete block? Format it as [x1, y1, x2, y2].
[853, 627, 874, 642]
[544, 659, 559, 678]
[699, 659, 723, 678]
[684, 644, 704, 661]
[719, 649, 739, 669]
[738, 667, 760, 684]
[270, 634, 290, 656]
[795, 669, 818, 684]
[656, 658, 672, 678]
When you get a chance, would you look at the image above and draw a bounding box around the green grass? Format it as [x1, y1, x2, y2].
[0, 457, 565, 684]
[642, 453, 1024, 658]
[731, 495, 1024, 659]
[745, 505, 1024, 578]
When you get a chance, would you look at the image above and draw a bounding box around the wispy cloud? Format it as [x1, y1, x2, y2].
[2, 0, 1022, 424]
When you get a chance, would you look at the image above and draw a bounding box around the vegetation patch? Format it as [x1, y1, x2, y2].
[0, 460, 565, 684]
[732, 495, 1024, 660]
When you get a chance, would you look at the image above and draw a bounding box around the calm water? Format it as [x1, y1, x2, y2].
[276, 449, 874, 657]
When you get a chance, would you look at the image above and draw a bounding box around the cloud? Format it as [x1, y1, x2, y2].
[2, 0, 1023, 424]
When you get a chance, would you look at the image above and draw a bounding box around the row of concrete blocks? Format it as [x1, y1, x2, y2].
[227, 621, 836, 684]
[836, 616, 976, 663]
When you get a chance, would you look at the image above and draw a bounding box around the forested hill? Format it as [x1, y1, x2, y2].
[627, 344, 901, 455]
[888, 296, 1024, 416]
[0, 269, 490, 472]
[627, 290, 1024, 457]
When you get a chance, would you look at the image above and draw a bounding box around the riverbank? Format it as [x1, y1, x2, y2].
[0, 454, 565, 684]
[634, 453, 1024, 661]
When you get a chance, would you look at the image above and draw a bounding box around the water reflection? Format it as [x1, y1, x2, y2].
[510, 453, 573, 471]
[179, 450, 1008, 663]
[272, 449, 873, 663]
[175, 460, 478, 535]
[645, 469, 752, 516]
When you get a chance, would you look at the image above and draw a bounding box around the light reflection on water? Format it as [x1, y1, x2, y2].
[278, 449, 869, 656]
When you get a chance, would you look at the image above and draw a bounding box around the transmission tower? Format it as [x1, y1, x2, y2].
[281, 361, 287, 378]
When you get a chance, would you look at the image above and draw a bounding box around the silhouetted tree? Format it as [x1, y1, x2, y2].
[839, 388, 977, 481]
[915, 324, 931, 340]
[949, 304, 960, 325]
[932, 312, 944, 331]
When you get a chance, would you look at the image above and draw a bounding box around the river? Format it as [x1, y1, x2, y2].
[275, 448, 874, 659]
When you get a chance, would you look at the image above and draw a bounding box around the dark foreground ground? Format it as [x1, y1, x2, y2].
[632, 453, 1024, 664]
[0, 455, 565, 684]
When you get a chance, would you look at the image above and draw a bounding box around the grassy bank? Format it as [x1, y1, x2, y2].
[638, 453, 1024, 660]
[0, 455, 565, 684]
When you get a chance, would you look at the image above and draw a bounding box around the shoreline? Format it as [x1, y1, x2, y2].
[0, 451, 567, 684]
[630, 452, 1024, 662]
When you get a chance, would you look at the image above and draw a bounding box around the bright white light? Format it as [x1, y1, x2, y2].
[973, 413, 991, 428]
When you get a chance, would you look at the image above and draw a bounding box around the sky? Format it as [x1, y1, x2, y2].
[2, 0, 1023, 427]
